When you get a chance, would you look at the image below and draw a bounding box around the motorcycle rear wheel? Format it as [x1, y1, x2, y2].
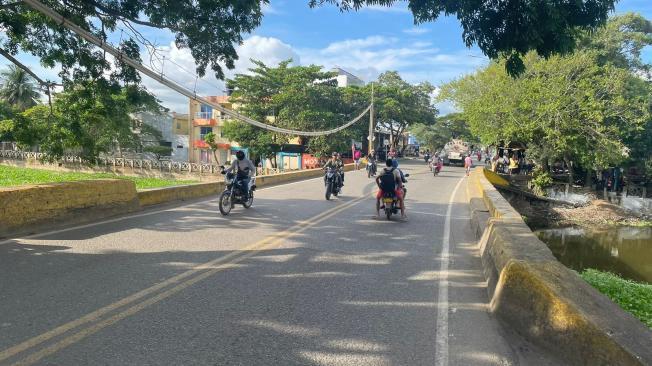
[218, 191, 233, 215]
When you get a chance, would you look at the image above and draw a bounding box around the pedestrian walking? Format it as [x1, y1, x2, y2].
[353, 149, 362, 170]
[464, 155, 473, 176]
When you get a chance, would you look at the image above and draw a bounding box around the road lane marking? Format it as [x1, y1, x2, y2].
[435, 176, 465, 366]
[3, 194, 368, 366]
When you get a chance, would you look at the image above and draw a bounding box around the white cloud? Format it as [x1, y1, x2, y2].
[141, 36, 300, 112]
[403, 28, 430, 35]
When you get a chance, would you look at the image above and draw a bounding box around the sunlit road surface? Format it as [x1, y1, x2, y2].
[0, 160, 563, 366]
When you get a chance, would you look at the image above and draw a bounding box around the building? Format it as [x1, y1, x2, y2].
[132, 112, 189, 162]
[188, 96, 245, 164]
[332, 67, 365, 87]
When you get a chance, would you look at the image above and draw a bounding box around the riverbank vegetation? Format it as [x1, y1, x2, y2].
[0, 165, 196, 190]
[581, 269, 652, 328]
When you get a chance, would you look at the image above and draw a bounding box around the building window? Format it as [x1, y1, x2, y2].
[177, 145, 184, 149]
[198, 104, 213, 119]
[200, 126, 213, 141]
[177, 122, 181, 130]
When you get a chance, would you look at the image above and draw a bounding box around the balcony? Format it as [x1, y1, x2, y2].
[193, 118, 217, 127]
[193, 140, 210, 149]
[193, 139, 231, 150]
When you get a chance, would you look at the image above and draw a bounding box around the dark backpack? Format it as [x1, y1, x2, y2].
[378, 168, 397, 192]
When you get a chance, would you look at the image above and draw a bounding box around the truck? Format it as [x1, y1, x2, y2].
[440, 139, 470, 166]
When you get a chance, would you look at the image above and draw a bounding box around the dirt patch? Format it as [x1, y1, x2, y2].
[501, 191, 650, 229]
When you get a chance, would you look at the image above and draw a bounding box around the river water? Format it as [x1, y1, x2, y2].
[536, 226, 652, 284]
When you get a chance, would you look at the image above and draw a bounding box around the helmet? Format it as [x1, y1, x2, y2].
[235, 150, 245, 160]
[332, 152, 338, 157]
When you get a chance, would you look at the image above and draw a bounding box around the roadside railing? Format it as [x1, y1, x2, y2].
[0, 148, 297, 176]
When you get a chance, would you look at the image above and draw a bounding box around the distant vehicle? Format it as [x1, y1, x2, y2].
[441, 139, 470, 166]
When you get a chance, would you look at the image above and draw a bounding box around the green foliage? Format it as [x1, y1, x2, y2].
[580, 269, 652, 328]
[531, 168, 553, 196]
[0, 65, 40, 111]
[312, 0, 616, 76]
[2, 0, 265, 83]
[5, 80, 163, 161]
[439, 14, 652, 172]
[224, 59, 372, 159]
[373, 71, 437, 150]
[0, 165, 196, 190]
[143, 145, 172, 160]
[410, 113, 473, 152]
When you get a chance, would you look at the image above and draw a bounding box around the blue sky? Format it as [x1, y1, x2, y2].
[2, 0, 651, 113]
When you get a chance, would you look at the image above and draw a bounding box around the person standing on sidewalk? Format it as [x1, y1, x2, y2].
[353, 149, 362, 170]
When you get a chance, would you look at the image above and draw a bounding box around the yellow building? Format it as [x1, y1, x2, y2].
[188, 96, 243, 164]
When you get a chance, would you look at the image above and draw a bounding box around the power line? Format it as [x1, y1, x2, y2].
[22, 0, 371, 137]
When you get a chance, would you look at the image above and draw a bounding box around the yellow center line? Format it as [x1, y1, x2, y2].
[3, 194, 368, 366]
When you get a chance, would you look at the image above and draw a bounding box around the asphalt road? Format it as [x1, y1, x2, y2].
[0, 160, 564, 366]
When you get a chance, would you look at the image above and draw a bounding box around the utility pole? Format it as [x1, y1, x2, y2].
[368, 82, 374, 155]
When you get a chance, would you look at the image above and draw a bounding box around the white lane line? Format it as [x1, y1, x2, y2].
[435, 176, 465, 366]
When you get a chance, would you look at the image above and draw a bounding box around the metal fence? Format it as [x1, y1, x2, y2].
[0, 148, 286, 176]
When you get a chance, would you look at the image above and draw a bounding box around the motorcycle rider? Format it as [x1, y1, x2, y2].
[375, 158, 406, 219]
[224, 150, 256, 199]
[367, 149, 377, 176]
[323, 152, 344, 187]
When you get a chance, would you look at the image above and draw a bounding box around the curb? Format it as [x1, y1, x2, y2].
[468, 168, 652, 366]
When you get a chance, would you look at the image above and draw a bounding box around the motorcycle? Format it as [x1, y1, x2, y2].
[218, 170, 256, 215]
[367, 160, 377, 178]
[324, 167, 342, 200]
[432, 159, 442, 176]
[380, 174, 409, 220]
[424, 154, 431, 164]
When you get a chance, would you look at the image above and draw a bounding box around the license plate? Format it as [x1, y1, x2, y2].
[383, 198, 394, 203]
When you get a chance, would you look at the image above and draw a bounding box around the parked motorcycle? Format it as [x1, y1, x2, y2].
[324, 167, 342, 200]
[218, 170, 256, 215]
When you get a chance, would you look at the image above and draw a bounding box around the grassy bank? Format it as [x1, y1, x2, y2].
[581, 269, 652, 328]
[0, 165, 197, 190]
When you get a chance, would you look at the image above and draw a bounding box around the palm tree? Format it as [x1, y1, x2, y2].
[0, 65, 40, 110]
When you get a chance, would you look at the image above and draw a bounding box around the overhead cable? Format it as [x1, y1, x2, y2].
[22, 0, 371, 137]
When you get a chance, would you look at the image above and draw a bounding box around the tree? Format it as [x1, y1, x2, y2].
[311, 0, 617, 75]
[411, 113, 473, 152]
[202, 131, 223, 165]
[1, 0, 266, 86]
[7, 79, 163, 161]
[222, 59, 369, 164]
[0, 65, 40, 110]
[439, 15, 652, 182]
[373, 71, 437, 151]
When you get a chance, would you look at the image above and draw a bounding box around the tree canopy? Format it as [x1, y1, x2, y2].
[439, 14, 652, 174]
[312, 0, 617, 75]
[0, 65, 40, 110]
[222, 59, 369, 162]
[373, 71, 437, 150]
[0, 0, 617, 88]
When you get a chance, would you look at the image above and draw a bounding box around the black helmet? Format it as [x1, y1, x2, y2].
[235, 150, 245, 160]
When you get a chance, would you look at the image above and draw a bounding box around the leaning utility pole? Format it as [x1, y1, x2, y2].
[368, 82, 374, 154]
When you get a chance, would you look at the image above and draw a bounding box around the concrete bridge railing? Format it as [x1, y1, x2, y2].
[467, 167, 652, 366]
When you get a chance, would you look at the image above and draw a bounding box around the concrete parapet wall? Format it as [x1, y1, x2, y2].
[468, 168, 652, 365]
[1, 164, 357, 236]
[0, 179, 139, 237]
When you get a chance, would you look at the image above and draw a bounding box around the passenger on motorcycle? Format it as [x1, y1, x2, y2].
[224, 150, 256, 198]
[323, 152, 344, 186]
[375, 159, 406, 219]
